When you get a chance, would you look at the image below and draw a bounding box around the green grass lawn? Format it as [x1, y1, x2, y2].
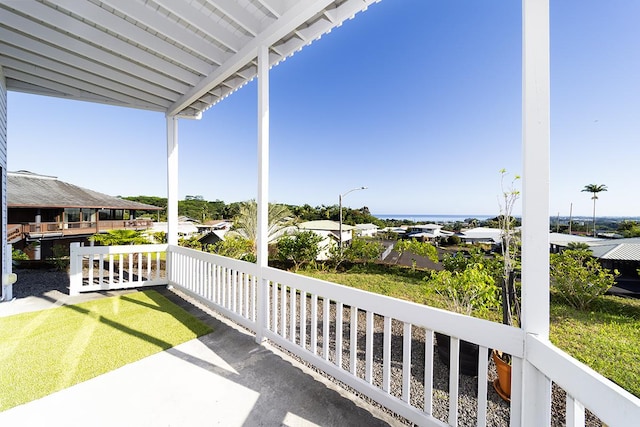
[0, 290, 212, 411]
[302, 265, 640, 397]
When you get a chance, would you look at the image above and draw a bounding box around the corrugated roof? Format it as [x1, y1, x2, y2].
[0, 0, 379, 118]
[8, 171, 161, 210]
[598, 244, 640, 261]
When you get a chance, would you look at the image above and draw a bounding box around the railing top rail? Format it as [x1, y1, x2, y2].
[263, 265, 524, 357]
[168, 244, 260, 276]
[72, 243, 168, 255]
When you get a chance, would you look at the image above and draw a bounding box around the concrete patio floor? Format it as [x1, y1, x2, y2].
[0, 286, 399, 427]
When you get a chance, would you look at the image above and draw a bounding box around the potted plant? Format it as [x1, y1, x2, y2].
[429, 263, 500, 376]
[492, 169, 522, 401]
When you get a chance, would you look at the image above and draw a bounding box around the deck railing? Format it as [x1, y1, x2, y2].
[8, 219, 154, 241]
[69, 244, 640, 426]
[69, 242, 167, 295]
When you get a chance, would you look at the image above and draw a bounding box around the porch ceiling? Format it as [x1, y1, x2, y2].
[0, 0, 378, 118]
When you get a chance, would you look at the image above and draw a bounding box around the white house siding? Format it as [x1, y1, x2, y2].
[0, 66, 8, 298]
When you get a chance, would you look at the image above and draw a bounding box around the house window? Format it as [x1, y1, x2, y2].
[64, 208, 80, 223]
[81, 209, 95, 222]
[98, 209, 111, 220]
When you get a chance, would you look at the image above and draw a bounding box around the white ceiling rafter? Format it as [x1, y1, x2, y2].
[212, 0, 263, 36]
[254, 0, 285, 18]
[1, 56, 169, 110]
[153, 0, 246, 53]
[0, 0, 380, 117]
[8, 2, 200, 86]
[99, 0, 228, 66]
[0, 43, 172, 107]
[0, 6, 191, 93]
[50, 0, 212, 77]
[0, 28, 179, 103]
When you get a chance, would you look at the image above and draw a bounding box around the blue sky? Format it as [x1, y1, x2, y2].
[7, 0, 640, 218]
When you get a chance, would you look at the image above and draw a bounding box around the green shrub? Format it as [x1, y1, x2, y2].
[48, 244, 70, 271]
[550, 249, 618, 310]
[447, 235, 461, 245]
[344, 237, 383, 265]
[12, 248, 30, 261]
[427, 264, 499, 316]
[209, 236, 256, 262]
[276, 231, 323, 271]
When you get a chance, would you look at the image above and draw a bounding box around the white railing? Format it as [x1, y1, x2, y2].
[69, 242, 167, 295]
[169, 245, 260, 333]
[168, 246, 523, 426]
[69, 244, 640, 426]
[526, 334, 640, 426]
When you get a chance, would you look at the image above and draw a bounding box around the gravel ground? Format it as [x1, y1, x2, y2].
[9, 268, 604, 426]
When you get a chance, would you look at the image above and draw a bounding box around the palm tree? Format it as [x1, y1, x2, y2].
[228, 200, 292, 255]
[582, 184, 607, 237]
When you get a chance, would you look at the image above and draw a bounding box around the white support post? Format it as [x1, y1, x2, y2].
[166, 116, 179, 287]
[69, 242, 82, 296]
[166, 116, 179, 247]
[521, 0, 552, 425]
[255, 45, 270, 344]
[1, 244, 16, 301]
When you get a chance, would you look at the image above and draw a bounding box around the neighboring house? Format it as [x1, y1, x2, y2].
[198, 230, 228, 246]
[379, 226, 407, 236]
[298, 220, 355, 260]
[355, 223, 379, 238]
[148, 221, 200, 239]
[8, 170, 161, 259]
[548, 232, 602, 253]
[195, 220, 232, 244]
[457, 227, 504, 245]
[582, 237, 640, 279]
[404, 224, 447, 242]
[549, 233, 640, 282]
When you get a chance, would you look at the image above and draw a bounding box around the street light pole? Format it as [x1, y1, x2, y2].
[339, 186, 367, 254]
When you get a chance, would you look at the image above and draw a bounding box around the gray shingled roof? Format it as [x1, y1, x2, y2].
[8, 171, 161, 211]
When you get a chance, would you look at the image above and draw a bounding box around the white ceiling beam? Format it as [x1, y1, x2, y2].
[100, 0, 228, 66]
[4, 69, 162, 109]
[0, 51, 170, 108]
[0, 27, 179, 100]
[50, 0, 212, 76]
[4, 63, 166, 110]
[212, 0, 264, 36]
[11, 1, 200, 86]
[168, 0, 337, 116]
[255, 0, 286, 18]
[153, 0, 246, 53]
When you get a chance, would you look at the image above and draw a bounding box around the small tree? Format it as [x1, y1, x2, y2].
[209, 236, 255, 262]
[550, 249, 618, 310]
[446, 235, 461, 246]
[276, 230, 323, 271]
[343, 237, 384, 265]
[179, 235, 202, 250]
[394, 239, 438, 267]
[429, 264, 500, 316]
[498, 169, 521, 327]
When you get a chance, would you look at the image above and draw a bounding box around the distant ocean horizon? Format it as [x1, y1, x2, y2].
[373, 214, 493, 223]
[373, 214, 640, 224]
